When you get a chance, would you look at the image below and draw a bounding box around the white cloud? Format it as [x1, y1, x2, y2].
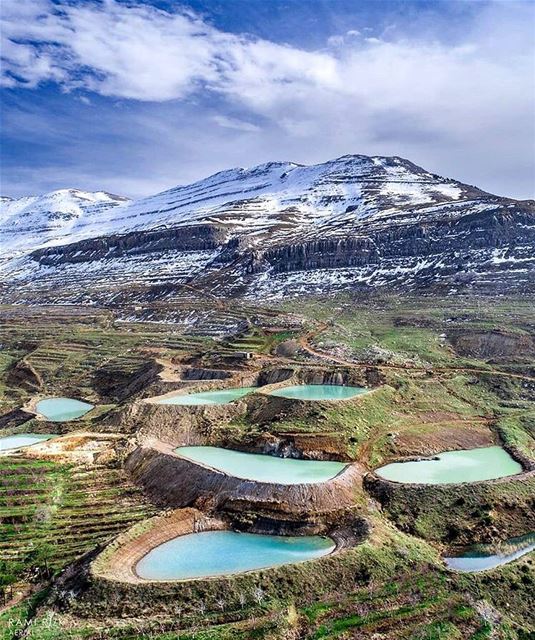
[1, 1, 226, 99]
[1, 0, 534, 198]
[212, 115, 260, 132]
[327, 35, 345, 47]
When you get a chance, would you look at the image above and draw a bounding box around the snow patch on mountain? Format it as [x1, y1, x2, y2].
[0, 189, 129, 259]
[0, 155, 483, 263]
[3, 153, 530, 307]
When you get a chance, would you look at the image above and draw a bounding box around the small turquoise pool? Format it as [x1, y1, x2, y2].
[155, 387, 256, 405]
[136, 530, 335, 580]
[36, 397, 94, 422]
[269, 384, 367, 401]
[0, 433, 55, 452]
[175, 446, 347, 484]
[375, 446, 522, 484]
[444, 532, 535, 572]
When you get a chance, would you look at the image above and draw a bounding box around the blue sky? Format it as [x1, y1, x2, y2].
[1, 0, 534, 199]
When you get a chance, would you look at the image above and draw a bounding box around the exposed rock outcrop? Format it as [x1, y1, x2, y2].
[31, 225, 228, 265]
[181, 367, 234, 381]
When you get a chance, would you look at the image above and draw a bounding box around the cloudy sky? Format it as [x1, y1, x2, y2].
[1, 0, 534, 200]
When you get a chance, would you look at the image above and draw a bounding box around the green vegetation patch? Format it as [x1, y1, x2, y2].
[0, 456, 153, 604]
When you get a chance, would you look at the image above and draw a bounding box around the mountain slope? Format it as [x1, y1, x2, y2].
[1, 155, 534, 307]
[0, 189, 129, 257]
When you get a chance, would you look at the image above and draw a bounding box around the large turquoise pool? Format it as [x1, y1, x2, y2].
[444, 532, 535, 572]
[36, 397, 94, 422]
[375, 446, 522, 484]
[269, 384, 367, 401]
[175, 446, 347, 484]
[155, 387, 256, 405]
[136, 530, 335, 580]
[0, 433, 55, 451]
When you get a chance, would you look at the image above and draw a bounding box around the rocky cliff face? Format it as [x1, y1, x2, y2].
[1, 155, 533, 304]
[32, 225, 228, 265]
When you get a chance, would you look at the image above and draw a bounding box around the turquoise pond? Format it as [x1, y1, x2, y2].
[375, 446, 522, 484]
[155, 387, 256, 405]
[444, 532, 535, 572]
[136, 531, 335, 580]
[0, 434, 55, 451]
[269, 384, 367, 401]
[36, 397, 94, 422]
[175, 446, 347, 484]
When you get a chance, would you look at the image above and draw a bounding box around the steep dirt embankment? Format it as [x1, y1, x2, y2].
[448, 329, 535, 361]
[92, 359, 162, 403]
[126, 443, 365, 530]
[364, 469, 535, 544]
[109, 400, 249, 441]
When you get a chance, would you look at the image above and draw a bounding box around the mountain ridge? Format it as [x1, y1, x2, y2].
[1, 154, 534, 307]
[0, 154, 490, 255]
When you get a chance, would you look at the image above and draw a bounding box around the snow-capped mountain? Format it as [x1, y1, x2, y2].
[0, 156, 482, 257]
[0, 189, 129, 258]
[1, 154, 534, 305]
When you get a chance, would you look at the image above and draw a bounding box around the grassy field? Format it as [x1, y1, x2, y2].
[277, 294, 535, 369]
[3, 524, 533, 639]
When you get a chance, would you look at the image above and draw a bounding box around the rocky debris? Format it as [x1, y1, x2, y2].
[354, 345, 427, 368]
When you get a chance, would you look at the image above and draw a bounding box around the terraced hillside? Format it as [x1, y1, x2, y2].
[0, 303, 297, 415]
[0, 294, 533, 640]
[0, 456, 153, 609]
